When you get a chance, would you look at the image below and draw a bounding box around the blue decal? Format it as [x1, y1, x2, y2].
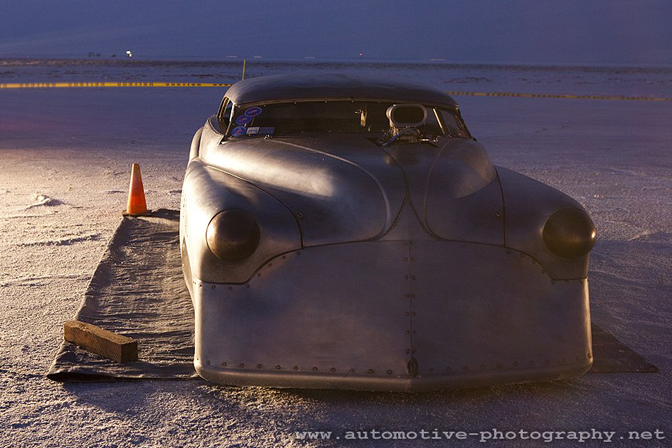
[245, 106, 262, 117]
[231, 126, 247, 137]
[235, 115, 253, 125]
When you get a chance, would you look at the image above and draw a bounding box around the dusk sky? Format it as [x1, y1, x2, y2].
[1, 0, 671, 65]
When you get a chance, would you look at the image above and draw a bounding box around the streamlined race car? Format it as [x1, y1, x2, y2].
[180, 74, 596, 391]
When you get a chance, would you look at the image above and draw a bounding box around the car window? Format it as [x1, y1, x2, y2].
[219, 99, 233, 127]
[439, 109, 470, 138]
[227, 101, 453, 138]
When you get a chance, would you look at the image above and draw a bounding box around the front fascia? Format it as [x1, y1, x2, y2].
[192, 240, 592, 391]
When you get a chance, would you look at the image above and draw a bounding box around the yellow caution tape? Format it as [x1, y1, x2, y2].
[445, 90, 672, 102]
[0, 82, 669, 101]
[0, 81, 232, 89]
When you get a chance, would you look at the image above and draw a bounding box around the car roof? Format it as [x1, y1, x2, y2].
[224, 74, 459, 108]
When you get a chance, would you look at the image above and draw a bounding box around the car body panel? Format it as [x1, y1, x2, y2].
[223, 73, 459, 109]
[198, 121, 505, 249]
[200, 131, 393, 246]
[192, 240, 591, 391]
[180, 160, 302, 284]
[497, 167, 590, 279]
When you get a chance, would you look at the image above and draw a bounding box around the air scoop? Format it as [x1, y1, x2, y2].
[378, 104, 436, 146]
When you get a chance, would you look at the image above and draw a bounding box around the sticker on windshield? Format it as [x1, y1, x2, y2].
[231, 126, 247, 137]
[235, 115, 253, 125]
[245, 106, 262, 117]
[246, 127, 260, 135]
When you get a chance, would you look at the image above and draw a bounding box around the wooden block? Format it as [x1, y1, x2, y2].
[64, 321, 138, 363]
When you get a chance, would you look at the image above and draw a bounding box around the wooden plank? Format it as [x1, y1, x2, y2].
[64, 321, 138, 363]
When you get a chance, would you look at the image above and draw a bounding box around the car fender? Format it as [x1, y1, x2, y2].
[497, 167, 592, 279]
[181, 159, 302, 284]
[189, 127, 203, 161]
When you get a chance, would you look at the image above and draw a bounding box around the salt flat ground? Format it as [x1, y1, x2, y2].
[0, 62, 671, 447]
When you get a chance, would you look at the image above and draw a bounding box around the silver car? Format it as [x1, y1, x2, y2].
[180, 74, 596, 391]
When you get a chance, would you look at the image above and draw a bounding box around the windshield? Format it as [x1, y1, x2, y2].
[225, 100, 470, 138]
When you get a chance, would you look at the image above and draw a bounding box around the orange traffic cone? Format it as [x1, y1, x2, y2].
[123, 163, 150, 216]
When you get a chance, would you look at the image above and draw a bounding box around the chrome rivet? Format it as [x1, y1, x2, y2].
[222, 362, 227, 367]
[312, 366, 318, 371]
[405, 349, 411, 354]
[239, 363, 245, 368]
[206, 360, 210, 365]
[368, 369, 374, 374]
[411, 275, 416, 280]
[257, 364, 262, 369]
[211, 285, 215, 289]
[411, 312, 416, 316]
[275, 365, 281, 369]
[480, 364, 485, 370]
[405, 312, 409, 316]
[405, 330, 410, 335]
[541, 270, 546, 275]
[349, 368, 355, 373]
[405, 294, 410, 298]
[410, 258, 415, 262]
[293, 366, 299, 370]
[228, 286, 233, 290]
[403, 257, 408, 262]
[410, 294, 415, 298]
[519, 253, 525, 258]
[506, 249, 511, 254]
[404, 275, 409, 280]
[545, 359, 550, 364]
[387, 370, 392, 375]
[330, 368, 336, 373]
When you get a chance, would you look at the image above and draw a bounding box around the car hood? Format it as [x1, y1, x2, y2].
[200, 132, 503, 246]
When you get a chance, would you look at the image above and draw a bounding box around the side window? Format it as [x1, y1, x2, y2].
[218, 99, 233, 131]
[420, 108, 443, 136]
[439, 109, 470, 138]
